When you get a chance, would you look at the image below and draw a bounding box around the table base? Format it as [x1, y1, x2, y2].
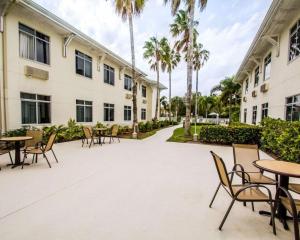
[258, 210, 299, 230]
[8, 163, 30, 169]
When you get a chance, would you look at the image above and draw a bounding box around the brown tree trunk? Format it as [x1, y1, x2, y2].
[184, 0, 195, 136]
[168, 70, 172, 122]
[154, 60, 160, 121]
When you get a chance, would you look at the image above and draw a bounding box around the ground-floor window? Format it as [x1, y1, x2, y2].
[243, 108, 247, 123]
[261, 103, 268, 120]
[21, 92, 51, 124]
[141, 108, 146, 120]
[124, 106, 132, 121]
[286, 94, 300, 121]
[104, 103, 114, 121]
[76, 100, 93, 122]
[252, 106, 257, 125]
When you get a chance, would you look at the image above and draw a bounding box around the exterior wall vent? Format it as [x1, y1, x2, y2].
[260, 83, 269, 93]
[24, 66, 49, 80]
[252, 90, 257, 97]
[142, 99, 147, 104]
[125, 93, 132, 99]
[243, 96, 247, 102]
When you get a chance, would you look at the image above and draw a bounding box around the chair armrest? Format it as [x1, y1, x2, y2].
[228, 170, 251, 183]
[234, 184, 273, 201]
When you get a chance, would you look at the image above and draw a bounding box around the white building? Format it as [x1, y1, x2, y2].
[0, 0, 166, 131]
[235, 0, 300, 124]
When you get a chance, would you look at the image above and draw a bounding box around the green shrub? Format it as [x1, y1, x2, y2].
[145, 121, 153, 131]
[199, 124, 261, 145]
[138, 122, 146, 133]
[261, 118, 300, 163]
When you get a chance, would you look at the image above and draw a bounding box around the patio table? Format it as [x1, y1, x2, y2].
[253, 159, 300, 230]
[94, 128, 108, 145]
[0, 136, 33, 168]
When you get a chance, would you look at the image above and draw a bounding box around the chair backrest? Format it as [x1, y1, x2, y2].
[111, 124, 119, 137]
[45, 133, 56, 152]
[25, 130, 43, 148]
[83, 126, 92, 139]
[232, 144, 260, 172]
[210, 151, 233, 193]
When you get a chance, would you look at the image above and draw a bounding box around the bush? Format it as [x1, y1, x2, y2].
[261, 118, 300, 163]
[199, 124, 261, 145]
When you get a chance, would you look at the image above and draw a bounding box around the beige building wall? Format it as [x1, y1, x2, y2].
[2, 4, 162, 130]
[240, 12, 300, 124]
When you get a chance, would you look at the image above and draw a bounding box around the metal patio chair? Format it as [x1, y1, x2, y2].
[105, 124, 120, 144]
[0, 141, 13, 170]
[23, 129, 43, 162]
[209, 151, 276, 234]
[82, 126, 98, 148]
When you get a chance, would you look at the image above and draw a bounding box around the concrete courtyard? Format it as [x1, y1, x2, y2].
[0, 126, 294, 240]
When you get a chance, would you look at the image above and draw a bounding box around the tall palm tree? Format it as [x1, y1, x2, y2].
[161, 40, 181, 121]
[164, 0, 208, 136]
[160, 96, 168, 116]
[110, 0, 146, 137]
[211, 76, 240, 122]
[143, 37, 166, 120]
[193, 42, 209, 124]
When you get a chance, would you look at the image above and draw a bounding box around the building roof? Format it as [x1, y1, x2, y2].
[234, 0, 300, 83]
[3, 0, 167, 90]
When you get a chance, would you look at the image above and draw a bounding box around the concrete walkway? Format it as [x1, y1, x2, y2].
[0, 126, 293, 239]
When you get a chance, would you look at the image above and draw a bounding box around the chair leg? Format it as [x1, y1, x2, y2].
[22, 153, 28, 169]
[251, 202, 255, 212]
[8, 151, 13, 164]
[269, 202, 276, 235]
[51, 149, 58, 163]
[209, 183, 221, 208]
[43, 153, 51, 168]
[89, 139, 93, 148]
[219, 198, 236, 230]
[82, 138, 85, 147]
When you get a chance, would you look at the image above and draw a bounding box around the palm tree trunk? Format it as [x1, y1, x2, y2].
[184, 0, 195, 136]
[154, 61, 160, 120]
[168, 71, 172, 122]
[128, 13, 138, 135]
[195, 69, 199, 124]
[229, 95, 232, 123]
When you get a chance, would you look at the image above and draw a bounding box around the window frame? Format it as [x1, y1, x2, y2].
[76, 99, 93, 123]
[141, 108, 146, 120]
[263, 53, 272, 81]
[104, 64, 115, 86]
[142, 85, 147, 98]
[261, 103, 269, 120]
[252, 106, 257, 125]
[104, 103, 115, 122]
[75, 50, 93, 79]
[19, 23, 50, 65]
[124, 105, 132, 121]
[285, 94, 300, 121]
[254, 67, 259, 87]
[288, 19, 300, 62]
[243, 108, 247, 124]
[20, 92, 51, 125]
[124, 75, 132, 91]
[245, 79, 249, 94]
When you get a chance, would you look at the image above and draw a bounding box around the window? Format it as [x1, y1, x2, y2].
[124, 106, 132, 121]
[19, 23, 50, 64]
[124, 75, 132, 91]
[264, 54, 271, 81]
[142, 85, 147, 98]
[252, 106, 257, 125]
[76, 100, 93, 122]
[104, 103, 114, 121]
[245, 79, 249, 94]
[254, 67, 259, 87]
[75, 50, 92, 78]
[289, 20, 300, 61]
[243, 108, 247, 123]
[104, 64, 115, 85]
[261, 103, 269, 120]
[21, 92, 51, 124]
[286, 94, 300, 121]
[141, 108, 146, 120]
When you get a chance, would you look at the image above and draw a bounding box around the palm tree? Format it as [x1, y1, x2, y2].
[160, 96, 168, 117]
[164, 0, 208, 136]
[110, 0, 146, 137]
[211, 76, 241, 122]
[143, 37, 166, 120]
[193, 42, 209, 123]
[199, 95, 214, 119]
[161, 40, 181, 121]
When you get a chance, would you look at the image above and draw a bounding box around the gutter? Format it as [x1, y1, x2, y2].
[234, 0, 282, 83]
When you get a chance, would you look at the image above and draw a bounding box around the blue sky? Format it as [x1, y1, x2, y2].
[33, 0, 272, 96]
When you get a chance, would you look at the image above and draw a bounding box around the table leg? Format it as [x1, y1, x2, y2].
[11, 141, 21, 168]
[277, 175, 289, 230]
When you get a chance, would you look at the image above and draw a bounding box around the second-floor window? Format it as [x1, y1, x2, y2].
[142, 85, 147, 98]
[104, 64, 115, 85]
[254, 67, 259, 87]
[75, 50, 92, 78]
[289, 19, 300, 62]
[21, 92, 51, 124]
[76, 100, 93, 122]
[261, 103, 269, 120]
[19, 23, 50, 64]
[104, 103, 114, 121]
[286, 94, 300, 121]
[124, 75, 132, 91]
[264, 54, 271, 81]
[252, 106, 257, 125]
[245, 79, 249, 94]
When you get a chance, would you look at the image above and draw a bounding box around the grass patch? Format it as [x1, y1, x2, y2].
[167, 126, 201, 142]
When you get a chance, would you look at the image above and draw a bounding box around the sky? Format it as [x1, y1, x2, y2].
[33, 0, 272, 97]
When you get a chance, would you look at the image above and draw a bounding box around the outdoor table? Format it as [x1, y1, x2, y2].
[253, 159, 300, 230]
[94, 128, 108, 145]
[0, 136, 33, 168]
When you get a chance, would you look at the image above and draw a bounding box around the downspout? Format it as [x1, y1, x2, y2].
[0, 1, 15, 133]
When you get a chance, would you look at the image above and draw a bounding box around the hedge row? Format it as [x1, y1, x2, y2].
[138, 120, 178, 133]
[199, 125, 261, 145]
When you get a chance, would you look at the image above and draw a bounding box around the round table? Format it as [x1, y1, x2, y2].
[0, 136, 33, 168]
[94, 128, 108, 145]
[254, 159, 300, 230]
